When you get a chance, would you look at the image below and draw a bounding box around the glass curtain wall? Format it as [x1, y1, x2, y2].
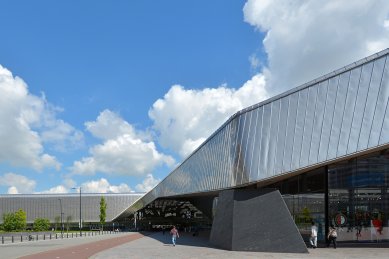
[328, 149, 389, 242]
[265, 168, 326, 242]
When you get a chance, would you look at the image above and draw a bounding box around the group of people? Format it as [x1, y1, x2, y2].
[310, 221, 337, 249]
[169, 222, 338, 249]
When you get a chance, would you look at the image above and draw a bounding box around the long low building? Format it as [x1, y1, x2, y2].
[126, 48, 389, 251]
[0, 193, 143, 228]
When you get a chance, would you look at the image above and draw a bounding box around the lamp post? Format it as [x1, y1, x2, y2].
[72, 187, 82, 237]
[58, 198, 64, 237]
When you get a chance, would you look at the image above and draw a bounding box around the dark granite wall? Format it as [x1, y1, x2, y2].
[209, 190, 234, 250]
[210, 189, 308, 253]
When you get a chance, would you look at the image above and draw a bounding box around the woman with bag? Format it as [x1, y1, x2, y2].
[327, 224, 337, 249]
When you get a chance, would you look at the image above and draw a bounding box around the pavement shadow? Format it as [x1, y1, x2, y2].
[146, 230, 214, 248]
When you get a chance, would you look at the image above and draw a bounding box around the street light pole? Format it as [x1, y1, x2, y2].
[72, 187, 82, 237]
[79, 187, 82, 237]
[58, 198, 64, 237]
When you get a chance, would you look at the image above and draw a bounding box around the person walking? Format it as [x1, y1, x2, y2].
[170, 226, 179, 246]
[309, 221, 318, 248]
[327, 224, 337, 249]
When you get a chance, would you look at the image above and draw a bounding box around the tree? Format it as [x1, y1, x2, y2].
[99, 197, 107, 231]
[2, 209, 27, 231]
[301, 207, 313, 223]
[54, 216, 60, 231]
[15, 209, 27, 230]
[3, 213, 16, 231]
[33, 218, 50, 231]
[66, 215, 72, 231]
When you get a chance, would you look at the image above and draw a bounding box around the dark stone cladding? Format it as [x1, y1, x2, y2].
[210, 189, 308, 253]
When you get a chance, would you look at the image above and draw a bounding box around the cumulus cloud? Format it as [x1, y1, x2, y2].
[0, 65, 83, 170]
[71, 110, 175, 176]
[149, 74, 268, 157]
[39, 185, 68, 194]
[243, 0, 389, 94]
[249, 54, 260, 71]
[81, 178, 133, 193]
[0, 173, 36, 194]
[7, 186, 19, 194]
[40, 115, 85, 152]
[135, 174, 160, 192]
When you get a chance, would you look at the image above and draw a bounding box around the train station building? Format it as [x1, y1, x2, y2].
[2, 49, 389, 252]
[128, 49, 389, 251]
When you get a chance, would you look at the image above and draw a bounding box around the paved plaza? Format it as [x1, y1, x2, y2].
[1, 231, 389, 259]
[92, 232, 389, 259]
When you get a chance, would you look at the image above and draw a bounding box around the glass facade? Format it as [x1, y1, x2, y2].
[328, 150, 389, 242]
[264, 148, 389, 243]
[265, 168, 326, 242]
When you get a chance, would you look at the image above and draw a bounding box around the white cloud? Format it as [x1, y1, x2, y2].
[149, 74, 268, 157]
[81, 178, 133, 193]
[384, 19, 389, 29]
[85, 109, 138, 140]
[243, 0, 389, 94]
[0, 173, 36, 194]
[135, 174, 160, 192]
[249, 54, 260, 71]
[71, 110, 175, 176]
[39, 185, 68, 194]
[62, 178, 76, 189]
[7, 186, 19, 194]
[0, 65, 83, 170]
[35, 178, 132, 193]
[40, 116, 84, 152]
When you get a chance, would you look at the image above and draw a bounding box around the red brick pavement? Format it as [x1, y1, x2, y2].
[19, 233, 146, 259]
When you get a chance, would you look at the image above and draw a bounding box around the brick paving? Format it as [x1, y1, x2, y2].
[19, 233, 145, 259]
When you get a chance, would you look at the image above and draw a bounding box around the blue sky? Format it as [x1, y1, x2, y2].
[0, 0, 388, 194]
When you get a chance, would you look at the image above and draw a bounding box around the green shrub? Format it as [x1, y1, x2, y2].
[2, 209, 27, 231]
[33, 218, 50, 231]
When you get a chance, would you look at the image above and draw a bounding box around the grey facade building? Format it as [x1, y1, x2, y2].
[0, 193, 143, 225]
[129, 49, 389, 245]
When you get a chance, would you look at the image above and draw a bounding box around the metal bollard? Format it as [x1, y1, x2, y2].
[2, 236, 4, 244]
[50, 233, 52, 240]
[44, 234, 45, 240]
[36, 234, 38, 241]
[55, 233, 57, 239]
[21, 235, 23, 242]
[72, 233, 73, 238]
[12, 236, 14, 243]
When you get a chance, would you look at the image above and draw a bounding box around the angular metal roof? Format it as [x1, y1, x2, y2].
[128, 48, 389, 213]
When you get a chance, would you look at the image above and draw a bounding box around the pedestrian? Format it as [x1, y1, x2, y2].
[170, 225, 179, 246]
[309, 221, 318, 248]
[327, 224, 337, 249]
